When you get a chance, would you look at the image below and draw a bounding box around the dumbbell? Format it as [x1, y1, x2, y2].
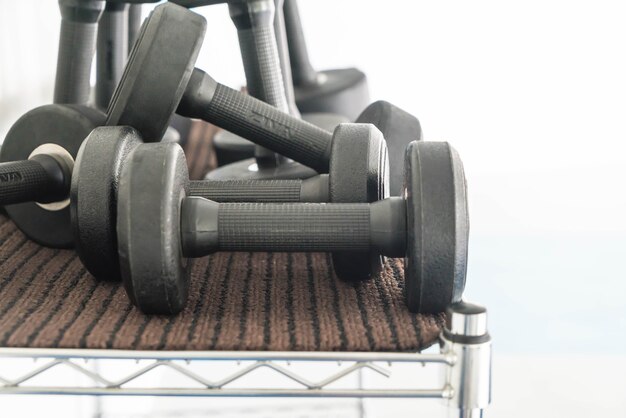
[283, 0, 369, 121]
[73, 122, 387, 283]
[0, 112, 385, 271]
[109, 3, 421, 190]
[175, 0, 341, 179]
[54, 0, 105, 104]
[117, 140, 468, 315]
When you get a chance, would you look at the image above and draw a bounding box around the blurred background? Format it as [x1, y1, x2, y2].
[1, 0, 625, 416]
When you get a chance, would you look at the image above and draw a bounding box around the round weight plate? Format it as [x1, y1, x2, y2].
[118, 142, 190, 314]
[71, 126, 143, 281]
[356, 101, 423, 197]
[0, 104, 105, 248]
[295, 68, 370, 121]
[329, 123, 389, 282]
[404, 141, 468, 313]
[106, 2, 206, 141]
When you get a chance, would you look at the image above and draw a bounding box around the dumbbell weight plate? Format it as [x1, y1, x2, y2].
[118, 142, 190, 313]
[329, 123, 388, 281]
[0, 105, 106, 247]
[106, 3, 206, 141]
[71, 127, 142, 281]
[404, 141, 468, 313]
[356, 101, 423, 196]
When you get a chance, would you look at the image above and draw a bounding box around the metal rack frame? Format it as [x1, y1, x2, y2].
[0, 302, 492, 417]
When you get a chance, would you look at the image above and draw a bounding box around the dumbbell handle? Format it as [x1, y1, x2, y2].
[230, 0, 289, 112]
[54, 0, 105, 104]
[181, 197, 406, 257]
[0, 156, 70, 206]
[229, 0, 289, 167]
[188, 174, 329, 202]
[178, 68, 334, 173]
[283, 0, 318, 87]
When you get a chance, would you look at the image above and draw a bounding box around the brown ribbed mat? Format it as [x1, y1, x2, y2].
[0, 120, 444, 352]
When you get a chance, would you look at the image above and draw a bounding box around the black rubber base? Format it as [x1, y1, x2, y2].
[105, 3, 205, 141]
[404, 141, 468, 313]
[118, 142, 190, 315]
[295, 68, 370, 121]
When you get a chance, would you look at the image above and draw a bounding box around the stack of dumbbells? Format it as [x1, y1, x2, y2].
[0, 1, 468, 316]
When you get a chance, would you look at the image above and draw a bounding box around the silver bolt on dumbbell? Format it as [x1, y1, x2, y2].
[117, 140, 469, 315]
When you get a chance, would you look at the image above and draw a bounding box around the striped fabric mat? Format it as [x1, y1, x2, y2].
[0, 121, 444, 352]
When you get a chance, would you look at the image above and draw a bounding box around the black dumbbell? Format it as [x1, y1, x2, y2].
[117, 140, 468, 315]
[73, 123, 387, 283]
[0, 114, 385, 273]
[54, 0, 105, 104]
[108, 3, 421, 191]
[175, 0, 344, 179]
[283, 0, 370, 121]
[208, 0, 351, 178]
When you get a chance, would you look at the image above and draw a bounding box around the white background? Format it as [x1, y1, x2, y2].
[1, 0, 626, 416]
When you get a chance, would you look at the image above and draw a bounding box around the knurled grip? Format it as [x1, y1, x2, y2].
[189, 179, 302, 202]
[235, 15, 289, 111]
[203, 82, 333, 172]
[231, 0, 290, 166]
[218, 203, 370, 251]
[54, 20, 98, 104]
[0, 159, 66, 206]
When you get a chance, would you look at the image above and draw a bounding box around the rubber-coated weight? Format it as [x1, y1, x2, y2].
[0, 105, 106, 247]
[106, 3, 206, 141]
[329, 124, 389, 281]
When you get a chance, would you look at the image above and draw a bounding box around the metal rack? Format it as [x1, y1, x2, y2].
[0, 302, 492, 417]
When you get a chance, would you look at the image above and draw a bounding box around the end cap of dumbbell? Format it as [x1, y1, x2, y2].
[330, 123, 389, 282]
[71, 126, 143, 281]
[106, 2, 206, 141]
[117, 142, 191, 314]
[404, 141, 468, 313]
